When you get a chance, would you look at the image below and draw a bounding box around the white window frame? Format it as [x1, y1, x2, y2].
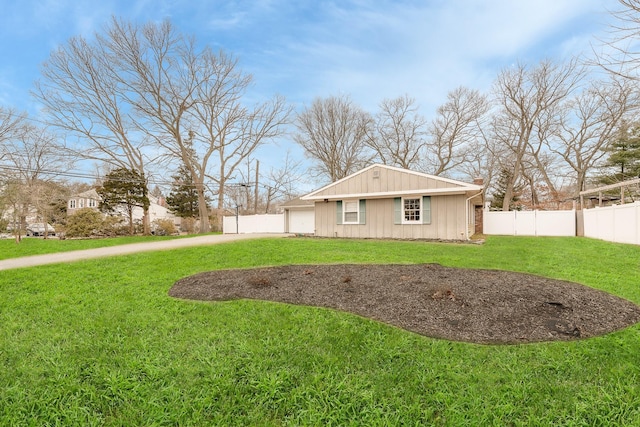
[343, 200, 359, 224]
[88, 199, 96, 208]
[402, 197, 422, 224]
[69, 199, 76, 209]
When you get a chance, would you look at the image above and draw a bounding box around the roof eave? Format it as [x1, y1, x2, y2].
[302, 186, 482, 201]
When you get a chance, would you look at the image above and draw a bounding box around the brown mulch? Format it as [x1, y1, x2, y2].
[168, 264, 640, 344]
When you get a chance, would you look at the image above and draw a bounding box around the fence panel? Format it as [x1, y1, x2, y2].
[483, 211, 515, 235]
[514, 211, 536, 236]
[614, 205, 637, 245]
[583, 207, 604, 241]
[484, 210, 576, 237]
[223, 214, 285, 234]
[535, 210, 576, 236]
[583, 203, 640, 245]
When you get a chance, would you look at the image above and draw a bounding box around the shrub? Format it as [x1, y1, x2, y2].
[180, 217, 196, 234]
[152, 218, 177, 236]
[100, 216, 128, 237]
[65, 208, 104, 238]
[209, 213, 222, 232]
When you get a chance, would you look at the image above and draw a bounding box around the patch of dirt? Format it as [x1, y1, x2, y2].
[169, 264, 640, 344]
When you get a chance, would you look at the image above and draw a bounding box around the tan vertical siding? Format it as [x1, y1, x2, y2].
[311, 166, 461, 198]
[314, 195, 471, 240]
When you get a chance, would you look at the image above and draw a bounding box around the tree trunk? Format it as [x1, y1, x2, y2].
[196, 184, 210, 233]
[129, 209, 134, 235]
[502, 157, 522, 211]
[143, 208, 151, 235]
[142, 179, 151, 235]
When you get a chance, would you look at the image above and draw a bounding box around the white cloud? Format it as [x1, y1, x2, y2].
[245, 0, 612, 113]
[0, 0, 617, 122]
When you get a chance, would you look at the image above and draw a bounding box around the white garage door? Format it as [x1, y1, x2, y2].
[289, 209, 315, 234]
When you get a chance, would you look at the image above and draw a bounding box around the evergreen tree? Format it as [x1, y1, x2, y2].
[166, 165, 202, 218]
[97, 167, 149, 235]
[492, 167, 521, 210]
[600, 121, 640, 184]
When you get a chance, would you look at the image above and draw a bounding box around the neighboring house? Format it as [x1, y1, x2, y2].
[281, 196, 315, 234]
[67, 189, 101, 216]
[67, 188, 177, 226]
[296, 164, 484, 240]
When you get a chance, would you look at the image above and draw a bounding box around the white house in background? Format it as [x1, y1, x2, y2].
[67, 188, 177, 225]
[67, 189, 101, 216]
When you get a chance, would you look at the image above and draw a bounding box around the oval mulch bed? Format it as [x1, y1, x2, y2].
[168, 264, 640, 344]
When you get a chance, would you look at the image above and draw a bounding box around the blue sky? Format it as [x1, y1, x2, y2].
[0, 0, 618, 112]
[0, 0, 621, 184]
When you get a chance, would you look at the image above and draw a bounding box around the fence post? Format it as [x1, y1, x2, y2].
[235, 205, 240, 234]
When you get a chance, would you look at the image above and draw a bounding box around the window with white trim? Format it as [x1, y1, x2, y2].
[69, 199, 76, 209]
[88, 199, 96, 208]
[403, 197, 421, 223]
[394, 196, 431, 225]
[343, 200, 359, 224]
[336, 199, 366, 225]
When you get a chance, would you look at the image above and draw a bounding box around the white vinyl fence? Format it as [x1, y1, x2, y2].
[226, 206, 640, 245]
[484, 210, 576, 237]
[223, 214, 285, 234]
[583, 202, 640, 245]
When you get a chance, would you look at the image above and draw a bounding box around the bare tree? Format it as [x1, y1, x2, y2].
[261, 152, 305, 212]
[2, 123, 70, 180]
[491, 59, 584, 210]
[550, 76, 637, 197]
[426, 87, 489, 176]
[0, 179, 29, 242]
[197, 92, 291, 214]
[108, 20, 290, 232]
[596, 0, 640, 80]
[35, 18, 289, 234]
[519, 149, 566, 209]
[367, 94, 426, 169]
[0, 110, 29, 240]
[0, 122, 70, 239]
[294, 95, 373, 182]
[0, 108, 26, 157]
[460, 132, 500, 198]
[34, 28, 153, 233]
[234, 152, 304, 213]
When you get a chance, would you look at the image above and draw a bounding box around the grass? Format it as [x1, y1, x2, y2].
[0, 234, 200, 260]
[1, 236, 639, 425]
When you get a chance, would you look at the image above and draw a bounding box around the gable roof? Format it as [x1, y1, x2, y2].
[281, 196, 315, 209]
[301, 164, 483, 201]
[70, 188, 164, 206]
[72, 188, 100, 199]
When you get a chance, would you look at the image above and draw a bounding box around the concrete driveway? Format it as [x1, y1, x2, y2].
[0, 233, 292, 271]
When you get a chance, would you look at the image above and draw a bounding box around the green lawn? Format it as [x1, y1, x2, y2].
[1, 236, 639, 425]
[0, 234, 196, 260]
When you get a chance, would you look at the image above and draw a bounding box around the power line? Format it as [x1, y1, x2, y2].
[0, 164, 256, 190]
[0, 164, 188, 186]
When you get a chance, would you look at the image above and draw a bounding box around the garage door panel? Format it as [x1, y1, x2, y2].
[289, 210, 315, 234]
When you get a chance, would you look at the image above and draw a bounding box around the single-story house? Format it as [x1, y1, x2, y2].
[281, 196, 315, 234]
[287, 164, 484, 240]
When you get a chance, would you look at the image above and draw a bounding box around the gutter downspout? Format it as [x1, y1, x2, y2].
[465, 190, 484, 240]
